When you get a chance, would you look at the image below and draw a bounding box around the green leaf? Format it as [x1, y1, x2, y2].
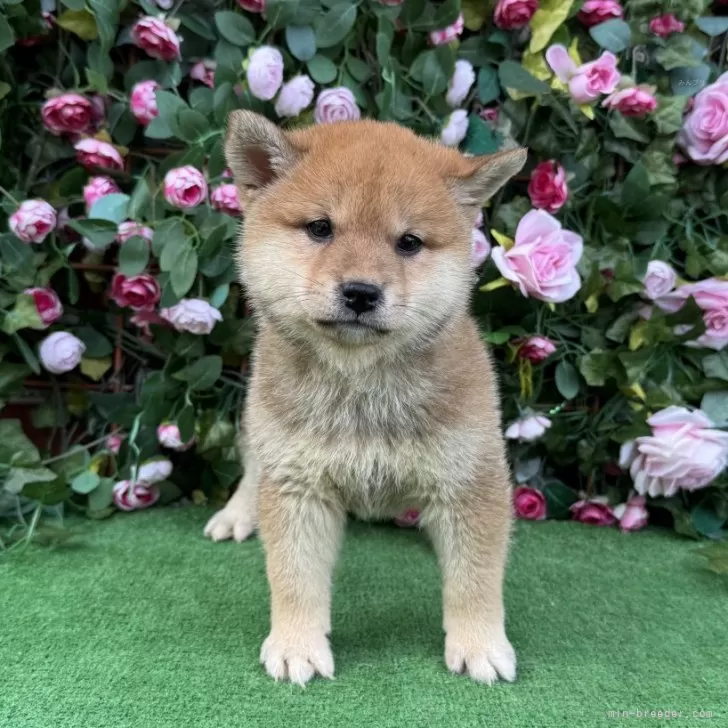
[691, 504, 725, 538]
[411, 46, 456, 96]
[543, 479, 578, 520]
[621, 162, 650, 208]
[88, 477, 114, 511]
[346, 56, 372, 84]
[579, 350, 615, 387]
[0, 361, 30, 395]
[1, 294, 44, 335]
[56, 9, 97, 41]
[498, 61, 550, 95]
[703, 352, 728, 382]
[180, 13, 216, 41]
[171, 247, 198, 298]
[173, 355, 223, 391]
[71, 470, 101, 495]
[88, 193, 130, 224]
[609, 114, 650, 143]
[315, 2, 357, 49]
[214, 11, 255, 46]
[477, 65, 500, 104]
[655, 35, 701, 71]
[0, 14, 15, 53]
[652, 95, 688, 135]
[0, 420, 40, 468]
[154, 90, 188, 137]
[696, 542, 728, 574]
[555, 360, 580, 400]
[700, 391, 728, 427]
[68, 219, 118, 249]
[589, 19, 631, 53]
[118, 236, 151, 276]
[177, 109, 210, 142]
[307, 54, 338, 84]
[695, 17, 728, 36]
[153, 218, 185, 258]
[4, 466, 57, 495]
[0, 234, 34, 280]
[463, 113, 499, 155]
[128, 176, 152, 220]
[14, 334, 41, 375]
[286, 24, 317, 61]
[73, 325, 113, 357]
[618, 349, 652, 382]
[670, 64, 711, 97]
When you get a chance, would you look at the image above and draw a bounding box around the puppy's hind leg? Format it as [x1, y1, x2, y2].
[204, 452, 259, 543]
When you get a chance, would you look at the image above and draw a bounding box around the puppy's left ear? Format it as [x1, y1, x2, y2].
[450, 148, 527, 208]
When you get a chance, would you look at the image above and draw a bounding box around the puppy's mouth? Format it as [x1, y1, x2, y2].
[314, 319, 391, 335]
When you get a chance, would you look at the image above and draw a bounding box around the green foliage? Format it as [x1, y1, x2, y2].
[0, 0, 728, 547]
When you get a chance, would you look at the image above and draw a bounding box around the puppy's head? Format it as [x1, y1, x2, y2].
[225, 111, 525, 356]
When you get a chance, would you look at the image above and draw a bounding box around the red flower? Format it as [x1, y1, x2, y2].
[528, 161, 569, 213]
[110, 273, 160, 311]
[513, 487, 547, 520]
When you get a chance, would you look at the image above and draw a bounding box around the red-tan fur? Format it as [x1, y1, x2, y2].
[205, 111, 526, 685]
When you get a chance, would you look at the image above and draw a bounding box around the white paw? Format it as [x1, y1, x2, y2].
[445, 625, 516, 684]
[203, 503, 255, 543]
[260, 630, 335, 686]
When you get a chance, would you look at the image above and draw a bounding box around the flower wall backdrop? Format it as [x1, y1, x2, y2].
[1, 0, 728, 562]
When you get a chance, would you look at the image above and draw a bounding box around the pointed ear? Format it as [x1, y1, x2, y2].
[224, 110, 300, 189]
[450, 148, 527, 208]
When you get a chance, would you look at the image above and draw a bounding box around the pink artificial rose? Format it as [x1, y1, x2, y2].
[491, 209, 584, 303]
[677, 72, 728, 165]
[480, 106, 499, 124]
[275, 75, 315, 118]
[116, 221, 153, 245]
[113, 480, 160, 511]
[517, 336, 556, 363]
[211, 184, 242, 216]
[578, 0, 623, 27]
[494, 0, 538, 30]
[163, 165, 208, 209]
[546, 45, 621, 104]
[131, 17, 181, 61]
[41, 93, 94, 136]
[656, 278, 728, 350]
[246, 46, 284, 101]
[613, 494, 648, 532]
[130, 80, 160, 126]
[619, 407, 728, 498]
[446, 60, 475, 108]
[9, 199, 57, 244]
[642, 260, 677, 300]
[649, 13, 685, 38]
[314, 87, 360, 124]
[428, 13, 464, 46]
[602, 86, 658, 117]
[110, 273, 161, 312]
[106, 433, 124, 454]
[23, 287, 63, 327]
[440, 109, 469, 146]
[238, 0, 265, 11]
[527, 160, 569, 213]
[157, 422, 194, 451]
[83, 176, 120, 210]
[189, 60, 216, 88]
[74, 138, 124, 171]
[394, 508, 421, 527]
[505, 414, 552, 442]
[570, 497, 616, 526]
[513, 486, 547, 520]
[159, 299, 222, 334]
[471, 227, 491, 267]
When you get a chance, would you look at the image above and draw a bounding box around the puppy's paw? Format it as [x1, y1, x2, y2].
[260, 629, 334, 686]
[203, 503, 255, 543]
[445, 623, 516, 685]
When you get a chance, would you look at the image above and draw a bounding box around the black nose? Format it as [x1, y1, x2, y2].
[341, 281, 382, 315]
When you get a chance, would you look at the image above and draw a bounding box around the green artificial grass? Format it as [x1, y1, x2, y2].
[1, 508, 726, 728]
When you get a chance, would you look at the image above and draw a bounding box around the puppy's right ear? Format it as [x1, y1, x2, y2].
[225, 110, 299, 189]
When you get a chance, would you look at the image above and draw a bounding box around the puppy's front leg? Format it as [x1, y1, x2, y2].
[425, 472, 516, 684]
[258, 478, 345, 686]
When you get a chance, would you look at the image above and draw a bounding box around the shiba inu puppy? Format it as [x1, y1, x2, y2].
[204, 110, 526, 686]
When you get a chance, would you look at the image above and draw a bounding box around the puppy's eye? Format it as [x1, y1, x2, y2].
[305, 218, 333, 241]
[396, 233, 423, 257]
